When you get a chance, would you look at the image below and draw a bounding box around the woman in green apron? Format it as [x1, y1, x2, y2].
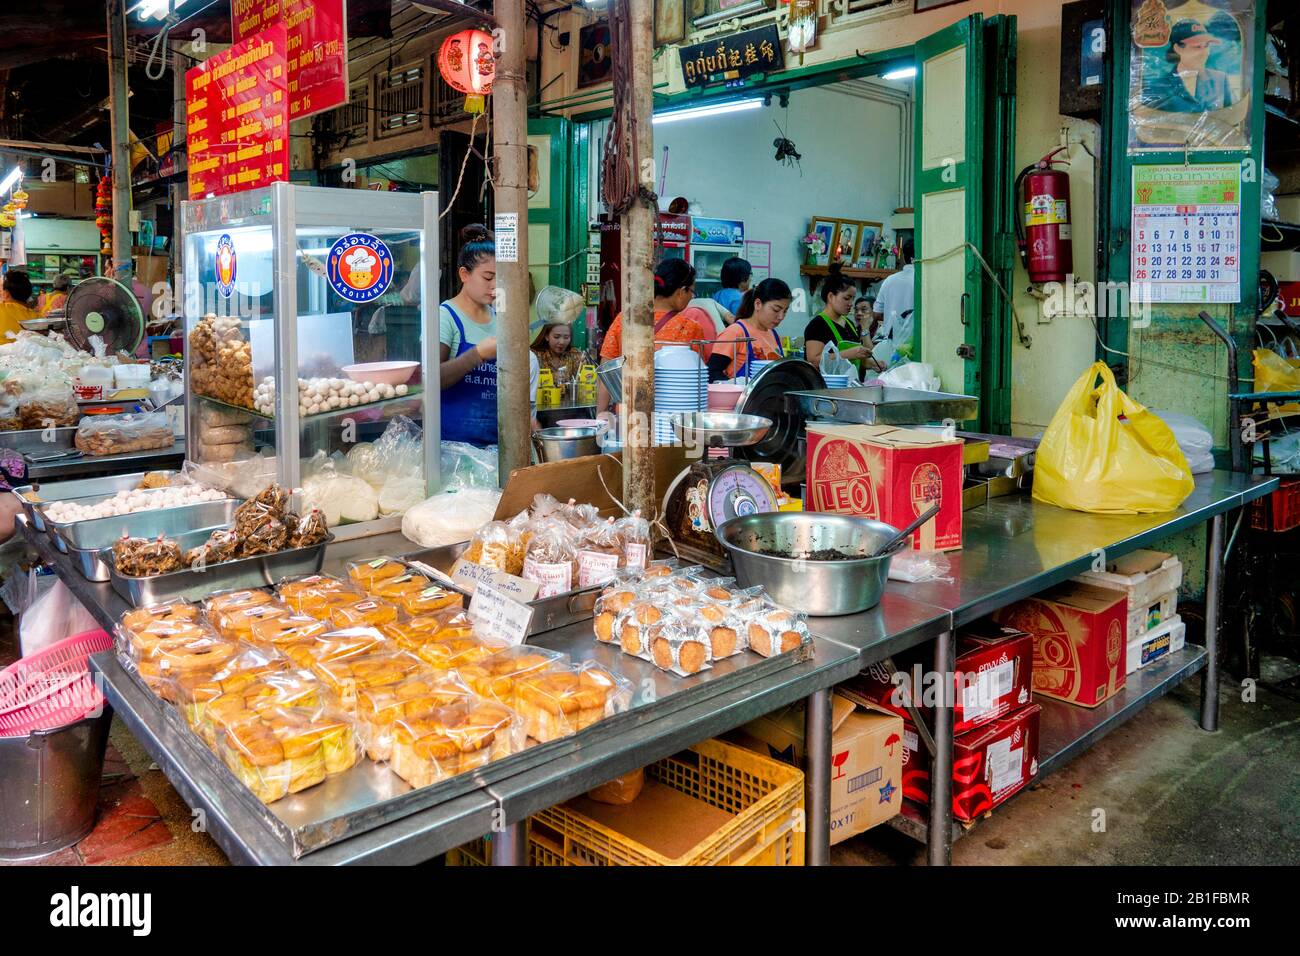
[802, 270, 873, 373]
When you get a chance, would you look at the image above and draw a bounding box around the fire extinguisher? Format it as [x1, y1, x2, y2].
[1014, 146, 1073, 285]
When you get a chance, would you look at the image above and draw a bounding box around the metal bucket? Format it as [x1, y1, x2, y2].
[0, 709, 112, 861]
[596, 357, 624, 404]
[532, 426, 601, 462]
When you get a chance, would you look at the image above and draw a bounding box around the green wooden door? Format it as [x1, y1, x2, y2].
[913, 14, 986, 408]
[527, 116, 573, 335]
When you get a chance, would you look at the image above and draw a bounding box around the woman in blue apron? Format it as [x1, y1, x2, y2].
[438, 224, 499, 446]
[707, 278, 792, 382]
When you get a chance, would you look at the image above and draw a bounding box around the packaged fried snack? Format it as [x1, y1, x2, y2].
[576, 518, 624, 589]
[389, 700, 525, 788]
[463, 520, 525, 576]
[328, 598, 400, 629]
[311, 650, 428, 714]
[457, 645, 568, 708]
[347, 556, 408, 591]
[355, 673, 474, 762]
[113, 533, 183, 577]
[514, 662, 633, 742]
[745, 602, 811, 658]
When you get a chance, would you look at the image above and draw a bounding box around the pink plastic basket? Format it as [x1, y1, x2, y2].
[0, 629, 112, 736]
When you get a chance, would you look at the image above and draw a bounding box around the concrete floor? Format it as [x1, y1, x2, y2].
[833, 659, 1300, 866]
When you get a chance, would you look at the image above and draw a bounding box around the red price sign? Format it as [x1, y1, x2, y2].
[186, 24, 290, 200]
[233, 0, 348, 120]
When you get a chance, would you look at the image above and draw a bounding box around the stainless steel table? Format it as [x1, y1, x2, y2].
[883, 470, 1279, 865]
[22, 440, 187, 481]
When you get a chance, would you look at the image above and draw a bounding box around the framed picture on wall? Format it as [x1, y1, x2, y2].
[832, 221, 858, 265]
[655, 0, 686, 46]
[855, 221, 883, 267]
[809, 217, 836, 267]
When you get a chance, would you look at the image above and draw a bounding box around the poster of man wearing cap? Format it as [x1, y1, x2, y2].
[1129, 0, 1253, 151]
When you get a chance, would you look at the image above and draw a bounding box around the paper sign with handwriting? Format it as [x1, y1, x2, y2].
[450, 559, 540, 601]
[469, 579, 535, 646]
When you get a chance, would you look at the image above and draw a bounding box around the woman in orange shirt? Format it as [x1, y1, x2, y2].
[597, 258, 715, 414]
[707, 278, 791, 382]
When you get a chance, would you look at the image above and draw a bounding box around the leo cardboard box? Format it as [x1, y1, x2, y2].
[897, 702, 1041, 821]
[805, 422, 963, 551]
[994, 581, 1127, 708]
[728, 694, 904, 845]
[842, 620, 1034, 735]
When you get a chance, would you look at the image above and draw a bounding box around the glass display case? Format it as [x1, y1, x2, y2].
[180, 184, 440, 538]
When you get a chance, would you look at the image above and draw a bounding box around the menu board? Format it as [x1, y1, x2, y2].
[1130, 163, 1241, 304]
[186, 25, 289, 200]
[232, 0, 348, 120]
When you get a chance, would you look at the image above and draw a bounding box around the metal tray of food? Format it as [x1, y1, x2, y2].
[786, 385, 979, 426]
[402, 541, 601, 637]
[36, 486, 233, 554]
[108, 534, 334, 606]
[58, 499, 244, 583]
[11, 470, 185, 533]
[958, 431, 1039, 479]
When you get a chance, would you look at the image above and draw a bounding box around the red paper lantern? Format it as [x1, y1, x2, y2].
[438, 29, 495, 114]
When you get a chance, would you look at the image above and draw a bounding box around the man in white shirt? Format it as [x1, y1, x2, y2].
[872, 238, 915, 365]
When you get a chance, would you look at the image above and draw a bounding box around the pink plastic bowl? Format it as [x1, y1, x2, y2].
[342, 361, 419, 386]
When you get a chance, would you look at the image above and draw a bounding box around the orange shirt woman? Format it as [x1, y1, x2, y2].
[708, 278, 791, 381]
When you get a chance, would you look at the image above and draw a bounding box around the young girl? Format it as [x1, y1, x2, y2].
[439, 224, 498, 446]
[707, 278, 791, 382]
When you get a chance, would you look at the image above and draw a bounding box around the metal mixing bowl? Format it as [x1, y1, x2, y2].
[714, 511, 907, 616]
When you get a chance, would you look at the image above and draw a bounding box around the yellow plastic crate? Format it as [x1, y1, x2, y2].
[446, 738, 805, 866]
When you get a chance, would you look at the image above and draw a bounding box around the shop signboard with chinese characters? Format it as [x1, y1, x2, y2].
[186, 25, 290, 200]
[679, 25, 783, 89]
[232, 0, 348, 120]
[1130, 163, 1240, 303]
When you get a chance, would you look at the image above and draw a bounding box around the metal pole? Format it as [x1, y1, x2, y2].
[619, 0, 657, 517]
[107, 0, 134, 282]
[928, 629, 954, 866]
[170, 39, 186, 292]
[804, 687, 833, 865]
[489, 821, 528, 865]
[1201, 513, 1224, 731]
[493, 0, 531, 483]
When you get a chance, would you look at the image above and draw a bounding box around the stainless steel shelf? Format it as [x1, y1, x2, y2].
[887, 645, 1209, 846]
[195, 387, 424, 426]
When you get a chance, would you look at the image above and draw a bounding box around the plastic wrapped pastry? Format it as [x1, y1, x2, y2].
[463, 520, 524, 576]
[513, 662, 633, 742]
[389, 699, 525, 788]
[576, 518, 624, 589]
[522, 523, 578, 598]
[744, 601, 811, 658]
[347, 556, 408, 591]
[615, 510, 652, 571]
[647, 618, 712, 677]
[183, 528, 241, 568]
[355, 672, 474, 762]
[457, 645, 568, 708]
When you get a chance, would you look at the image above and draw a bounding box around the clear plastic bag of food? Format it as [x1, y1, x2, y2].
[210, 597, 292, 644]
[463, 520, 524, 575]
[310, 649, 428, 714]
[74, 411, 173, 456]
[198, 670, 324, 748]
[276, 573, 361, 615]
[742, 600, 811, 658]
[393, 582, 464, 617]
[615, 509, 652, 570]
[457, 645, 568, 707]
[217, 704, 360, 804]
[522, 523, 578, 598]
[371, 414, 424, 480]
[673, 598, 749, 660]
[276, 625, 389, 669]
[183, 528, 241, 569]
[577, 517, 624, 589]
[887, 548, 954, 584]
[401, 486, 501, 549]
[346, 556, 408, 591]
[17, 381, 79, 429]
[249, 612, 330, 650]
[413, 628, 507, 671]
[514, 661, 633, 741]
[379, 606, 473, 653]
[142, 633, 242, 702]
[390, 698, 525, 788]
[587, 768, 645, 805]
[355, 672, 474, 762]
[235, 505, 289, 557]
[328, 598, 400, 629]
[288, 508, 329, 548]
[646, 617, 713, 677]
[112, 532, 183, 577]
[166, 644, 287, 731]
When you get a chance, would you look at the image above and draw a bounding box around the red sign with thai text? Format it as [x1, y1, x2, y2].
[232, 0, 349, 119]
[185, 24, 289, 200]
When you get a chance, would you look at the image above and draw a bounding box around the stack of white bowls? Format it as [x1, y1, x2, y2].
[822, 373, 851, 389]
[747, 359, 774, 379]
[653, 346, 707, 445]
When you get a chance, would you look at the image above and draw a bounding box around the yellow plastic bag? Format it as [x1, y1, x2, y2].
[1252, 348, 1300, 415]
[1033, 361, 1194, 514]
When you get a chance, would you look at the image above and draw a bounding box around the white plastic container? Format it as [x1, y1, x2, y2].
[1075, 550, 1182, 611]
[73, 366, 114, 401]
[113, 363, 152, 390]
[1125, 614, 1185, 675]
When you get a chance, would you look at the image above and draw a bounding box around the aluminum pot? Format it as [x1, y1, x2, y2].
[0, 709, 112, 861]
[714, 511, 907, 616]
[533, 426, 601, 462]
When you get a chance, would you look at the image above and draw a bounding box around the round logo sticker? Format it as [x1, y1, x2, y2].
[215, 234, 237, 299]
[328, 233, 394, 303]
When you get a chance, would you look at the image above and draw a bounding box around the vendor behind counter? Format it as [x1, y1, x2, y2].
[0, 271, 37, 340]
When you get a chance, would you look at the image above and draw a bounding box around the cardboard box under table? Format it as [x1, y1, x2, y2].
[729, 694, 904, 845]
[994, 581, 1128, 708]
[1074, 549, 1182, 642]
[844, 621, 1034, 735]
[897, 703, 1042, 822]
[804, 422, 964, 551]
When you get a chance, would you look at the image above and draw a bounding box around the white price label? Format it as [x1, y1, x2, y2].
[469, 579, 535, 646]
[987, 738, 1023, 795]
[962, 660, 1015, 720]
[495, 212, 519, 262]
[449, 558, 539, 601]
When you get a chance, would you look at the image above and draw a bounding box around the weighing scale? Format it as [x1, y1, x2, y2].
[662, 412, 779, 571]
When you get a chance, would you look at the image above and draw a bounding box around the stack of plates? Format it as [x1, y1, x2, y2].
[654, 346, 707, 445]
[747, 360, 775, 378]
[822, 373, 851, 389]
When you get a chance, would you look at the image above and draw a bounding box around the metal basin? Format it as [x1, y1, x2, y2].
[715, 511, 907, 616]
[533, 426, 601, 462]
